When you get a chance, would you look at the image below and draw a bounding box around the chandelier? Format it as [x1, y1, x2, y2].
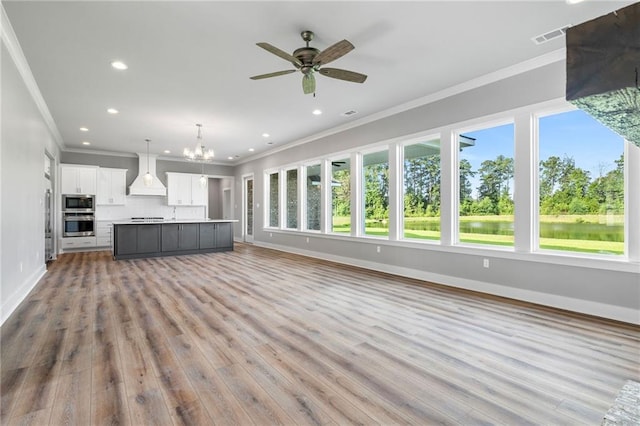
[183, 124, 214, 162]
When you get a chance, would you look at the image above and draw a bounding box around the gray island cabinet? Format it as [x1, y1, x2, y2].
[113, 220, 235, 260]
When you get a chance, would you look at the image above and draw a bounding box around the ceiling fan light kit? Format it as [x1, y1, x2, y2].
[250, 30, 367, 95]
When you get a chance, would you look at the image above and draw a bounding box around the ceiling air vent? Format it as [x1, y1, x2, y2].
[342, 110, 358, 116]
[532, 25, 570, 45]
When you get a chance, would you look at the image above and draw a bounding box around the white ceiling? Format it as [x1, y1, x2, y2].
[3, 1, 634, 164]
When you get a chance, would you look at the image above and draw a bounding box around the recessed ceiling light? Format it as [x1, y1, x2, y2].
[227, 156, 234, 160]
[163, 150, 171, 154]
[566, 0, 584, 4]
[107, 108, 119, 114]
[248, 148, 255, 152]
[262, 133, 270, 138]
[79, 127, 89, 132]
[111, 61, 128, 70]
[312, 109, 322, 115]
[82, 141, 90, 146]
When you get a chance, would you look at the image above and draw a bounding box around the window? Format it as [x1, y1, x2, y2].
[403, 138, 441, 241]
[268, 172, 279, 227]
[305, 164, 321, 231]
[363, 150, 389, 237]
[458, 123, 515, 247]
[285, 169, 298, 229]
[331, 158, 351, 234]
[538, 109, 624, 255]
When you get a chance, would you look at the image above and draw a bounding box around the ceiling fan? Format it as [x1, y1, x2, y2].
[250, 30, 367, 95]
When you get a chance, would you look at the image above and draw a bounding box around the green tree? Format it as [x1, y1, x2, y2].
[364, 162, 389, 220]
[459, 158, 475, 209]
[477, 155, 513, 210]
[332, 169, 351, 216]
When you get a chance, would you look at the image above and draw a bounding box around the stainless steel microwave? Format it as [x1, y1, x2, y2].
[62, 194, 94, 212]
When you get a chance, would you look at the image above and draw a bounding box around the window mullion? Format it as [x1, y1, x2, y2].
[351, 152, 362, 237]
[514, 112, 534, 253]
[440, 129, 455, 246]
[626, 141, 640, 261]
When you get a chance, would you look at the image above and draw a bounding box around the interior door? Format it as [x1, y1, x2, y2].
[243, 175, 254, 243]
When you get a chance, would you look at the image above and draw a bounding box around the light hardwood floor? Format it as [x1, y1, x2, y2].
[1, 244, 638, 425]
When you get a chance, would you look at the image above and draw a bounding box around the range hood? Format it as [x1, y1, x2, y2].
[566, 2, 640, 147]
[128, 153, 167, 196]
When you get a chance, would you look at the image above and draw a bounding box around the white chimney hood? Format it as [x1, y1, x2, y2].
[128, 153, 167, 196]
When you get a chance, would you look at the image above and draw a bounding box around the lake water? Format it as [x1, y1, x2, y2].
[396, 219, 624, 242]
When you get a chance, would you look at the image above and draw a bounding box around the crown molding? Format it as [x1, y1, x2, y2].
[238, 48, 566, 165]
[1, 5, 65, 151]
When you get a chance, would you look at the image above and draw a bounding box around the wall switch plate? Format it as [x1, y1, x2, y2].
[306, 237, 309, 243]
[483, 258, 490, 268]
[376, 246, 381, 253]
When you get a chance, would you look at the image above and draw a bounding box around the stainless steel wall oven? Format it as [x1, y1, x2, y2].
[62, 195, 95, 237]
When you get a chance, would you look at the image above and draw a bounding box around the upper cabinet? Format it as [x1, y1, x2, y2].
[97, 168, 127, 205]
[166, 172, 207, 206]
[60, 164, 97, 195]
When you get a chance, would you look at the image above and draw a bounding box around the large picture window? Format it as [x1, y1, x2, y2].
[363, 150, 389, 237]
[331, 158, 351, 234]
[305, 164, 321, 231]
[538, 109, 624, 255]
[268, 172, 279, 227]
[458, 123, 515, 247]
[403, 138, 441, 241]
[285, 169, 298, 229]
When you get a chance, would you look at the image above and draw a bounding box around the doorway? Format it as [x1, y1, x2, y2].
[243, 175, 254, 243]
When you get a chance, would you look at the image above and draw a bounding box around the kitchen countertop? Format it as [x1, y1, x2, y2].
[112, 219, 238, 225]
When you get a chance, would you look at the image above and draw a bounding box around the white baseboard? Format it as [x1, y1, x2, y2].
[256, 241, 640, 325]
[1, 265, 47, 325]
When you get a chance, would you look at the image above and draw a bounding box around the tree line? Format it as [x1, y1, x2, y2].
[332, 153, 624, 220]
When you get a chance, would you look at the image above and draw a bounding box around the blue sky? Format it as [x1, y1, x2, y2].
[459, 110, 624, 198]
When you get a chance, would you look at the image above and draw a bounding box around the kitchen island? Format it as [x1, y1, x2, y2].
[112, 219, 237, 260]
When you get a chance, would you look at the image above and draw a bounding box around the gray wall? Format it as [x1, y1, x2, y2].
[234, 61, 640, 323]
[1, 41, 61, 323]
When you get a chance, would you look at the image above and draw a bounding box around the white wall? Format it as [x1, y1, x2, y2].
[234, 60, 640, 324]
[1, 39, 61, 323]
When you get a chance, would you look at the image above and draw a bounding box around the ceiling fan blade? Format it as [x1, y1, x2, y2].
[256, 42, 302, 67]
[312, 39, 354, 66]
[302, 74, 316, 95]
[250, 70, 296, 80]
[319, 68, 367, 83]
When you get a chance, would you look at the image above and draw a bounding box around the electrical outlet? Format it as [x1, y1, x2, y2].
[306, 237, 310, 243]
[376, 246, 381, 253]
[269, 232, 273, 237]
[483, 258, 490, 268]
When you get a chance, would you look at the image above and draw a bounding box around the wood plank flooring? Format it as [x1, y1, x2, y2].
[1, 244, 639, 425]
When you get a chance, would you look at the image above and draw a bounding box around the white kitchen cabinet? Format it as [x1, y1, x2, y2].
[166, 172, 207, 206]
[96, 221, 114, 247]
[60, 164, 97, 195]
[60, 236, 96, 250]
[190, 175, 207, 205]
[97, 168, 127, 205]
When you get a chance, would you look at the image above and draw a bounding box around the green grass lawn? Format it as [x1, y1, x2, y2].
[330, 215, 624, 255]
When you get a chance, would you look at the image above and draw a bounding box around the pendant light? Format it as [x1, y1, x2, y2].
[199, 162, 207, 188]
[143, 138, 153, 186]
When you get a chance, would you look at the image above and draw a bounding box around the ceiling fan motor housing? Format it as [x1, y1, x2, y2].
[293, 47, 320, 68]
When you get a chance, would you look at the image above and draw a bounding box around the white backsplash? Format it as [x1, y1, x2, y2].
[95, 196, 206, 221]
